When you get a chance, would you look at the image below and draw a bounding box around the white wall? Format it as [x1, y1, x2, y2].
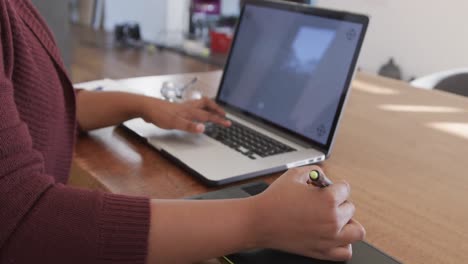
[316, 0, 468, 80]
[166, 0, 191, 32]
[104, 0, 168, 42]
[221, 0, 240, 16]
[104, 0, 242, 44]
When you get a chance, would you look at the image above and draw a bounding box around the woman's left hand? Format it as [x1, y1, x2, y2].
[141, 97, 231, 134]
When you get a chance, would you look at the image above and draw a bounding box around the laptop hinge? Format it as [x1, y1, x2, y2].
[224, 107, 317, 149]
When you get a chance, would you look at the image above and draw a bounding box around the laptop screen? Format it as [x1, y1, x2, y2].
[217, 3, 365, 148]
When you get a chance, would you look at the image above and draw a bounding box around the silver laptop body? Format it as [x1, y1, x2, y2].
[123, 1, 369, 185]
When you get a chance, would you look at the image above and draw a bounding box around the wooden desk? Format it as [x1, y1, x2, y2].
[71, 71, 468, 264]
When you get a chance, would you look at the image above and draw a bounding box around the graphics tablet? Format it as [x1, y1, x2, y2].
[188, 182, 402, 264]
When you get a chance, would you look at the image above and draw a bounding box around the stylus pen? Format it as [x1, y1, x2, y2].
[307, 170, 333, 188]
[222, 256, 235, 264]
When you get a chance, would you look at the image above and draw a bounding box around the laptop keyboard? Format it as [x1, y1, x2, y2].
[204, 119, 296, 160]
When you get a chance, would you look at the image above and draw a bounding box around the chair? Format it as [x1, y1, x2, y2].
[411, 68, 468, 97]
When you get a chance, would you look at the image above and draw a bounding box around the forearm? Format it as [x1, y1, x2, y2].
[147, 197, 259, 263]
[76, 90, 152, 131]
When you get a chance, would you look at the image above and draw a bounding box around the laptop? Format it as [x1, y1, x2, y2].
[123, 0, 369, 185]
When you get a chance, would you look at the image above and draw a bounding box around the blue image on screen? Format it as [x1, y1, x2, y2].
[219, 5, 363, 145]
[281, 27, 336, 74]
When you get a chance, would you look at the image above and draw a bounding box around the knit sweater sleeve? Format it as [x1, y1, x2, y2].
[0, 25, 150, 264]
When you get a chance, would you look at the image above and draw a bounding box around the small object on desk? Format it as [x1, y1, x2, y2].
[179, 77, 198, 97]
[146, 44, 157, 54]
[183, 39, 211, 57]
[378, 57, 402, 80]
[161, 81, 178, 102]
[74, 78, 121, 92]
[161, 77, 202, 102]
[210, 28, 233, 54]
[182, 86, 203, 101]
[114, 22, 143, 48]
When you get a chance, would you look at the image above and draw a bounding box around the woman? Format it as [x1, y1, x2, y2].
[0, 0, 365, 263]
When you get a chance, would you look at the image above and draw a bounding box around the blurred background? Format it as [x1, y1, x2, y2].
[31, 0, 468, 88]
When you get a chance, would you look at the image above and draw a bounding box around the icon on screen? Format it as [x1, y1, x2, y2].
[346, 29, 357, 41]
[316, 124, 327, 138]
[257, 102, 265, 110]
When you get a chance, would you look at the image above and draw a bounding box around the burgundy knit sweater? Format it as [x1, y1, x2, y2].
[0, 0, 150, 263]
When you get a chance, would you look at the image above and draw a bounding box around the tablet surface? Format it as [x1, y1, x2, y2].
[224, 240, 401, 264]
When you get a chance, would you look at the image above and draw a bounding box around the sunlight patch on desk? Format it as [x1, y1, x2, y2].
[379, 104, 465, 113]
[89, 130, 143, 165]
[352, 80, 399, 95]
[110, 143, 143, 165]
[427, 122, 468, 140]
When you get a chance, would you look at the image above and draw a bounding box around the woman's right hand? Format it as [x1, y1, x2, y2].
[251, 165, 365, 261]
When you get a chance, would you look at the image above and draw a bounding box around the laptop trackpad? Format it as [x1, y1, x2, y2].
[152, 131, 212, 147]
